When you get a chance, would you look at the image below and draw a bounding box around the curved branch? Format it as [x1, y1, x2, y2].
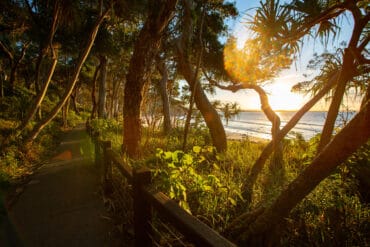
[244, 70, 340, 196]
[207, 78, 280, 132]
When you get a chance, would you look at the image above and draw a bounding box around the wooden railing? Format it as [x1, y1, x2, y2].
[86, 121, 236, 247]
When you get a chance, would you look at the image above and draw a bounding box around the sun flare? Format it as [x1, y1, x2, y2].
[265, 81, 305, 111]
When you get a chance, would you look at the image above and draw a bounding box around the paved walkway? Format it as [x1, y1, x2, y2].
[8, 125, 122, 246]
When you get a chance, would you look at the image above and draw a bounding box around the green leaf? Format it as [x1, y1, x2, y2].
[228, 197, 237, 206]
[164, 151, 172, 160]
[203, 185, 213, 192]
[179, 201, 192, 215]
[213, 163, 220, 170]
[193, 146, 201, 153]
[183, 154, 193, 165]
[168, 162, 176, 169]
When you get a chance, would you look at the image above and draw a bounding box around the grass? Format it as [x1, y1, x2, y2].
[91, 118, 370, 246]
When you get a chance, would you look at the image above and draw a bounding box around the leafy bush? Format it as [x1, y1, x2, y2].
[150, 146, 244, 231]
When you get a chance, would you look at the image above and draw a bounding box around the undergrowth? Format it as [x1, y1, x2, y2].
[91, 118, 370, 246]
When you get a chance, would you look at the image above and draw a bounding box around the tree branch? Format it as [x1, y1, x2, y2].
[283, 2, 347, 43]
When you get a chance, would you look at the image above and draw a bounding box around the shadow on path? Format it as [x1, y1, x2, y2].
[7, 125, 123, 246]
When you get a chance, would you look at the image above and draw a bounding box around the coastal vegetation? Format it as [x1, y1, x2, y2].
[1, 0, 369, 246]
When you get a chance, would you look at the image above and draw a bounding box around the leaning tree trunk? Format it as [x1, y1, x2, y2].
[317, 7, 366, 152]
[24, 6, 111, 146]
[176, 0, 226, 152]
[228, 99, 370, 246]
[98, 55, 107, 119]
[123, 0, 177, 158]
[33, 1, 61, 95]
[242, 72, 340, 197]
[18, 50, 58, 132]
[317, 52, 355, 152]
[176, 49, 227, 152]
[156, 56, 172, 135]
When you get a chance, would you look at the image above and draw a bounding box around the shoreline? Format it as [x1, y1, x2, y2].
[226, 131, 269, 143]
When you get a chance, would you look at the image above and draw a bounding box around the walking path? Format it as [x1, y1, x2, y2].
[7, 125, 122, 246]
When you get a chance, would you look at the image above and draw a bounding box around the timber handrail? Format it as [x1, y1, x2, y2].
[85, 121, 236, 247]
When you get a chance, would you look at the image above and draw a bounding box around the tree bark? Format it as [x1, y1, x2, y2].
[176, 0, 226, 152]
[24, 4, 111, 146]
[208, 78, 282, 166]
[33, 1, 61, 94]
[123, 0, 177, 158]
[90, 63, 101, 119]
[243, 71, 340, 198]
[317, 4, 368, 152]
[18, 52, 58, 132]
[228, 99, 370, 246]
[317, 50, 354, 152]
[18, 1, 60, 131]
[249, 84, 282, 171]
[98, 55, 107, 118]
[62, 97, 70, 128]
[156, 56, 172, 135]
[71, 87, 80, 115]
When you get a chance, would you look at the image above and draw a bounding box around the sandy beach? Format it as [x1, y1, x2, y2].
[226, 131, 269, 143]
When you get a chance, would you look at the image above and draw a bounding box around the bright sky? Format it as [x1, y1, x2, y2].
[208, 0, 359, 111]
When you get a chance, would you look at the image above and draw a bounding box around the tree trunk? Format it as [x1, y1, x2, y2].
[317, 5, 367, 152]
[110, 78, 120, 119]
[24, 6, 111, 146]
[249, 85, 282, 171]
[8, 42, 29, 94]
[156, 56, 172, 135]
[317, 51, 354, 152]
[242, 71, 340, 199]
[62, 97, 70, 128]
[176, 48, 227, 152]
[71, 87, 80, 115]
[18, 2, 60, 131]
[18, 53, 58, 131]
[90, 63, 101, 119]
[123, 0, 177, 158]
[228, 100, 370, 246]
[98, 55, 107, 118]
[176, 0, 226, 152]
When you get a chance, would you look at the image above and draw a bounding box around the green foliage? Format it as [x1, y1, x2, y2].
[151, 146, 243, 231]
[286, 172, 370, 246]
[0, 87, 34, 120]
[90, 118, 122, 151]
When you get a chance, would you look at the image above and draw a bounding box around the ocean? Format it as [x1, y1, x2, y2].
[223, 111, 356, 141]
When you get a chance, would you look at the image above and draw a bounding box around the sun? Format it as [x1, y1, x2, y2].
[265, 80, 305, 111]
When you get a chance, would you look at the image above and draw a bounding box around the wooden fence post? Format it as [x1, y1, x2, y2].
[133, 168, 152, 247]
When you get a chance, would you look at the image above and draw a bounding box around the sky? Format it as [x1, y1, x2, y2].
[207, 0, 359, 111]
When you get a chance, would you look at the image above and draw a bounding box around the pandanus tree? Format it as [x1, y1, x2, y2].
[225, 0, 370, 245]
